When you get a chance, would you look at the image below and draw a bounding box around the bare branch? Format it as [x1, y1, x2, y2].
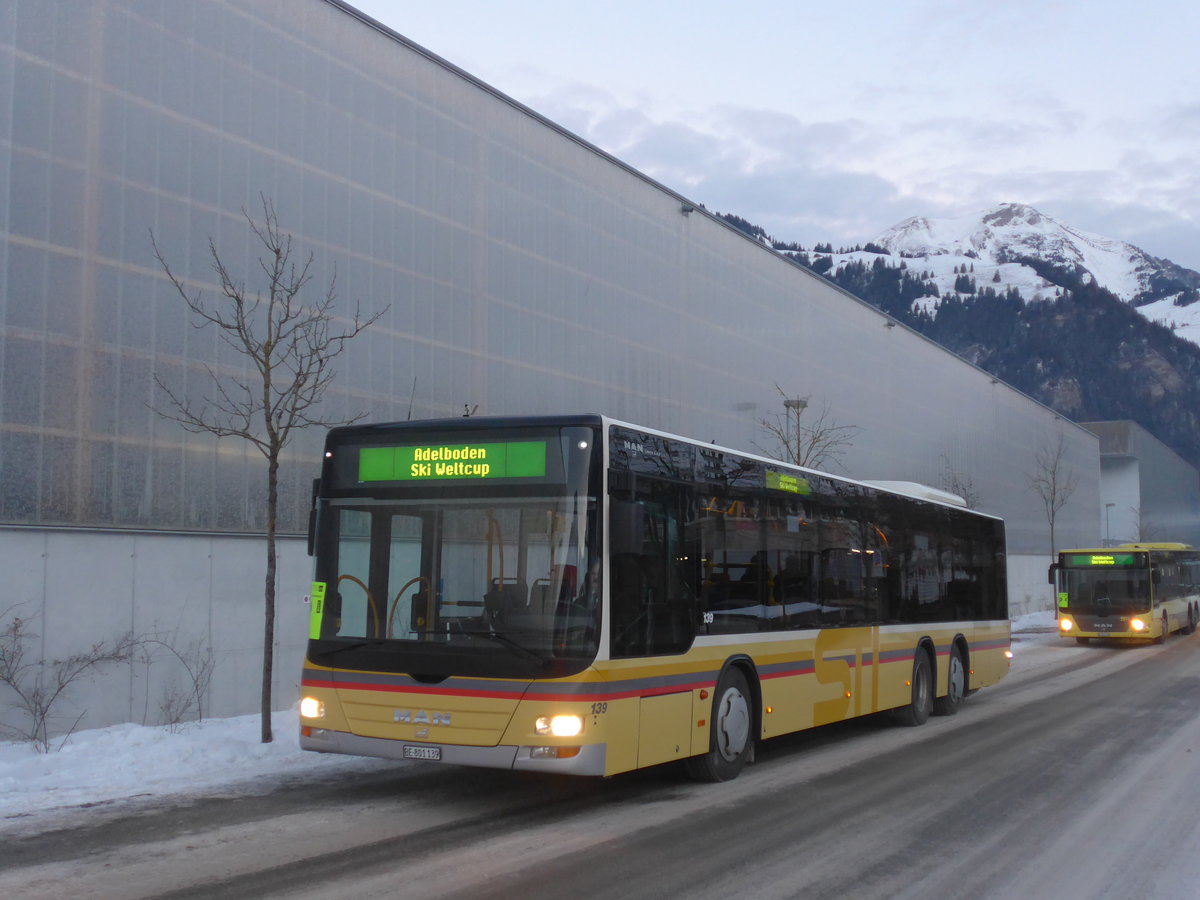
[0, 610, 142, 752]
[939, 454, 982, 509]
[149, 195, 387, 743]
[1028, 434, 1079, 557]
[755, 384, 858, 470]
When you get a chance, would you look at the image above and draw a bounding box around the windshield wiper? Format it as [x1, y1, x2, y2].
[312, 639, 387, 659]
[456, 628, 548, 664]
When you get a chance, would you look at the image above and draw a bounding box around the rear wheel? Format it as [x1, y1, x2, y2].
[685, 667, 753, 782]
[893, 648, 933, 727]
[933, 644, 966, 716]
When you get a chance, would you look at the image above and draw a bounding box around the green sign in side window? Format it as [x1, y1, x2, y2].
[766, 470, 811, 494]
[309, 581, 327, 639]
[358, 441, 547, 482]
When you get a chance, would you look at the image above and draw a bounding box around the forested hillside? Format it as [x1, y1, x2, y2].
[718, 212, 1200, 467]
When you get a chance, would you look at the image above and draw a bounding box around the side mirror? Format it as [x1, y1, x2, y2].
[1047, 562, 1059, 585]
[306, 478, 320, 557]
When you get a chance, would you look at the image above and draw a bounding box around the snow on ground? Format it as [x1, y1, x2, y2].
[0, 612, 1057, 824]
[0, 706, 392, 826]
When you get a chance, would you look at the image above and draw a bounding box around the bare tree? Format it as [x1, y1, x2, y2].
[1028, 434, 1079, 559]
[756, 385, 857, 470]
[151, 196, 385, 743]
[1131, 506, 1162, 544]
[939, 453, 981, 509]
[137, 634, 216, 731]
[0, 607, 141, 752]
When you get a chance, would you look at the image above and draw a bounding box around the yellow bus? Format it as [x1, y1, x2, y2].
[1051, 543, 1200, 644]
[300, 415, 1011, 781]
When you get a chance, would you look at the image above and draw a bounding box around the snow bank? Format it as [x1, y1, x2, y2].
[0, 706, 386, 822]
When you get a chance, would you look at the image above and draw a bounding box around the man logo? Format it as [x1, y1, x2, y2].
[394, 709, 451, 725]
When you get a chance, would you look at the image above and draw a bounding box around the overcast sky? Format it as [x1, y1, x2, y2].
[350, 0, 1200, 271]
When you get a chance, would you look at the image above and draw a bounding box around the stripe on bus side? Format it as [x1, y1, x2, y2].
[301, 666, 721, 704]
[301, 625, 1008, 704]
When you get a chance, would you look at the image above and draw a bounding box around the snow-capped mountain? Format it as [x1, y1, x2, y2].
[718, 203, 1200, 467]
[822, 203, 1200, 343]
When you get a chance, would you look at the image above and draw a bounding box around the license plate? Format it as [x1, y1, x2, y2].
[403, 745, 441, 761]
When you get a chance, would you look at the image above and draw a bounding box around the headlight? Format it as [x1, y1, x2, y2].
[535, 714, 584, 737]
[1059, 618, 1073, 632]
[300, 696, 325, 718]
[1130, 618, 1147, 632]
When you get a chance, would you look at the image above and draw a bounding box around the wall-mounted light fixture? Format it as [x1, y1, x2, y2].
[681, 204, 695, 215]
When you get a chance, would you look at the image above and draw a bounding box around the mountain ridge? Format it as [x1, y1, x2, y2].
[717, 203, 1200, 468]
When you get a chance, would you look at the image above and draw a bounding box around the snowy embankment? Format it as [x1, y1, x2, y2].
[0, 706, 391, 827]
[0, 611, 1056, 826]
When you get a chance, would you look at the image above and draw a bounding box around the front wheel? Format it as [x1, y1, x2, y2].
[933, 644, 966, 716]
[893, 648, 933, 727]
[685, 667, 753, 782]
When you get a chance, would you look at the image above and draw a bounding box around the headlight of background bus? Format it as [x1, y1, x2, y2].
[1130, 618, 1147, 632]
[1059, 618, 1073, 632]
[535, 714, 583, 737]
[300, 696, 325, 718]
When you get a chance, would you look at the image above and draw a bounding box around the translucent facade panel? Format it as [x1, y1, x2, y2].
[0, 0, 1097, 558]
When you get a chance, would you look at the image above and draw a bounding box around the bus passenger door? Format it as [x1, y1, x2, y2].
[609, 495, 697, 658]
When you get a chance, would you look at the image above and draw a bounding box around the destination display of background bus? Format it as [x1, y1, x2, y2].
[1051, 543, 1200, 643]
[300, 414, 1011, 780]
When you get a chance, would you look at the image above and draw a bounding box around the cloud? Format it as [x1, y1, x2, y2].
[528, 83, 1200, 271]
[1163, 103, 1200, 137]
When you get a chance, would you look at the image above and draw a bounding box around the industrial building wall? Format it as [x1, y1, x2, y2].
[1100, 457, 1142, 546]
[1084, 421, 1200, 547]
[0, 527, 311, 737]
[1129, 426, 1200, 546]
[1, 0, 1098, 734]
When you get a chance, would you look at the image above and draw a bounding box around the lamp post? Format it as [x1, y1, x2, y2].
[783, 397, 807, 464]
[1105, 503, 1115, 547]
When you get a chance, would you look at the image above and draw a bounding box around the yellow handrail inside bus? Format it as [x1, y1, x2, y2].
[336, 573, 380, 638]
[486, 512, 505, 589]
[389, 576, 431, 638]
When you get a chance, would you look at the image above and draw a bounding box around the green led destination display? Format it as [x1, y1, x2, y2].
[766, 470, 812, 495]
[358, 440, 548, 482]
[1063, 553, 1138, 567]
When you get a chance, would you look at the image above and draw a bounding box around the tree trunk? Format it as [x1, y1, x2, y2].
[262, 453, 279, 743]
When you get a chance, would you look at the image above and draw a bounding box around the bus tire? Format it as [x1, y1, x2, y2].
[893, 647, 933, 727]
[685, 667, 753, 782]
[933, 643, 966, 716]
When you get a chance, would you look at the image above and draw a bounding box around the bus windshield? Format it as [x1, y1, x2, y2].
[309, 425, 601, 679]
[1061, 568, 1150, 615]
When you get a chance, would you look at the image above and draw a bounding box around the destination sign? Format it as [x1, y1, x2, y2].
[1063, 553, 1138, 567]
[358, 440, 548, 482]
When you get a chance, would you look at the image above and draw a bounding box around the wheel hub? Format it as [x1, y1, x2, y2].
[716, 688, 750, 761]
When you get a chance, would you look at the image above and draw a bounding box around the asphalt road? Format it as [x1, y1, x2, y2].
[4, 630, 1200, 899]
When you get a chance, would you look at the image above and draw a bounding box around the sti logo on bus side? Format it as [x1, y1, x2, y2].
[393, 709, 452, 725]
